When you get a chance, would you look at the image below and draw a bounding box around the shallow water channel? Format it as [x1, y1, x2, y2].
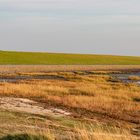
[110, 72, 140, 84]
[0, 72, 140, 85]
[0, 75, 65, 82]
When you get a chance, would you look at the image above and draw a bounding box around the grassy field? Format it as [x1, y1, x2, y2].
[0, 69, 140, 139]
[0, 51, 140, 64]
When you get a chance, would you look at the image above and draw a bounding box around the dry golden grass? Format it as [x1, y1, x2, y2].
[128, 76, 140, 81]
[1, 123, 137, 140]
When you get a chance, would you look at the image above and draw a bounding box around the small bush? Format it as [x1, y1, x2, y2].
[133, 97, 140, 102]
[0, 134, 50, 140]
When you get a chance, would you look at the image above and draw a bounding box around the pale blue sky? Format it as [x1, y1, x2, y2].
[0, 0, 140, 56]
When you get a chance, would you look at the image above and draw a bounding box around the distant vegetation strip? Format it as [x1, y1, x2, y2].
[0, 51, 140, 65]
[1, 65, 140, 74]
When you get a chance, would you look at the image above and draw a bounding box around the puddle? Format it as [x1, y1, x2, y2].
[0, 97, 71, 116]
[110, 72, 140, 85]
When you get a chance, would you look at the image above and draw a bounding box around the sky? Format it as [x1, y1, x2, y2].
[0, 0, 140, 56]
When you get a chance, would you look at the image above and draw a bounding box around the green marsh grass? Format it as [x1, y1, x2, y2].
[1, 51, 140, 65]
